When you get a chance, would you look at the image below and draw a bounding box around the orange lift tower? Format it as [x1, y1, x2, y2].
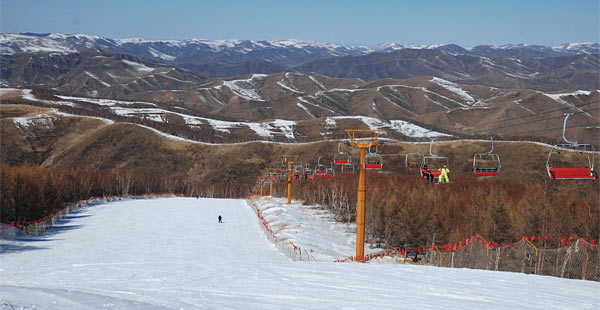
[266, 168, 277, 197]
[282, 154, 299, 204]
[345, 129, 382, 262]
[258, 175, 265, 196]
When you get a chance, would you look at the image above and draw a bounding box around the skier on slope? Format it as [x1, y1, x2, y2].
[218, 215, 223, 223]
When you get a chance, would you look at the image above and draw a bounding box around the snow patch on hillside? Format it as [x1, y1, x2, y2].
[19, 89, 76, 107]
[309, 75, 326, 90]
[203, 118, 240, 134]
[431, 77, 475, 104]
[222, 74, 267, 101]
[84, 71, 111, 87]
[299, 96, 336, 114]
[330, 116, 450, 138]
[13, 114, 56, 129]
[247, 120, 297, 139]
[121, 59, 154, 73]
[147, 47, 176, 61]
[379, 84, 465, 109]
[56, 95, 157, 106]
[296, 102, 316, 118]
[277, 80, 301, 93]
[539, 90, 592, 115]
[540, 90, 591, 104]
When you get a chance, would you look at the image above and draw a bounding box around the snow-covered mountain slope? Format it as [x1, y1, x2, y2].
[0, 33, 372, 67]
[1, 197, 598, 309]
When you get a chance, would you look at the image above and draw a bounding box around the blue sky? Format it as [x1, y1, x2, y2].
[1, 0, 598, 46]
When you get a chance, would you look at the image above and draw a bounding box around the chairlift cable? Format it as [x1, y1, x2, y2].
[485, 100, 599, 125]
[504, 122, 600, 136]
[455, 100, 600, 133]
[469, 107, 600, 134]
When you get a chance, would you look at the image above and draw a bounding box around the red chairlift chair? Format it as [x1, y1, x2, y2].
[405, 142, 425, 168]
[473, 137, 501, 176]
[325, 161, 335, 178]
[334, 143, 351, 165]
[342, 163, 355, 174]
[365, 145, 383, 170]
[314, 157, 328, 176]
[303, 163, 315, 179]
[421, 139, 448, 179]
[546, 114, 596, 180]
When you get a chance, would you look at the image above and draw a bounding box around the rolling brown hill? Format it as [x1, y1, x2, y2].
[2, 104, 598, 186]
[2, 85, 598, 149]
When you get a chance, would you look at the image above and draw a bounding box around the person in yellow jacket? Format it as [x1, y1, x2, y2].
[438, 164, 450, 184]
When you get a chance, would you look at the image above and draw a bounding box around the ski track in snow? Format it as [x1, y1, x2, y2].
[1, 197, 598, 309]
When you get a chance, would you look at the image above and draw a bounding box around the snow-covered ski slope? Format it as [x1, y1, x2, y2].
[1, 198, 598, 309]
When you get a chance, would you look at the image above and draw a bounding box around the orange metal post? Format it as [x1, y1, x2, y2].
[345, 129, 382, 262]
[266, 168, 276, 197]
[260, 182, 263, 196]
[287, 161, 293, 204]
[356, 146, 367, 261]
[282, 155, 298, 204]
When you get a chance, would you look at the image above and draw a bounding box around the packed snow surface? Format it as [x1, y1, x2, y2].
[1, 197, 598, 309]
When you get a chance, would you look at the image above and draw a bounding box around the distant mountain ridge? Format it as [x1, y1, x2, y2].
[0, 49, 206, 97]
[294, 49, 600, 91]
[2, 48, 597, 93]
[1, 33, 598, 70]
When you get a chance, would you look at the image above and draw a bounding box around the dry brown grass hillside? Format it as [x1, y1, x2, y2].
[2, 104, 598, 186]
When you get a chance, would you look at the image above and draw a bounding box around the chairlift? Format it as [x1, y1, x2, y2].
[405, 142, 425, 168]
[314, 157, 328, 176]
[325, 161, 335, 178]
[334, 143, 352, 165]
[276, 161, 287, 173]
[546, 114, 596, 180]
[473, 137, 501, 176]
[365, 145, 383, 170]
[293, 163, 303, 180]
[278, 160, 288, 172]
[293, 163, 303, 174]
[421, 139, 448, 179]
[303, 163, 315, 179]
[342, 163, 355, 174]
